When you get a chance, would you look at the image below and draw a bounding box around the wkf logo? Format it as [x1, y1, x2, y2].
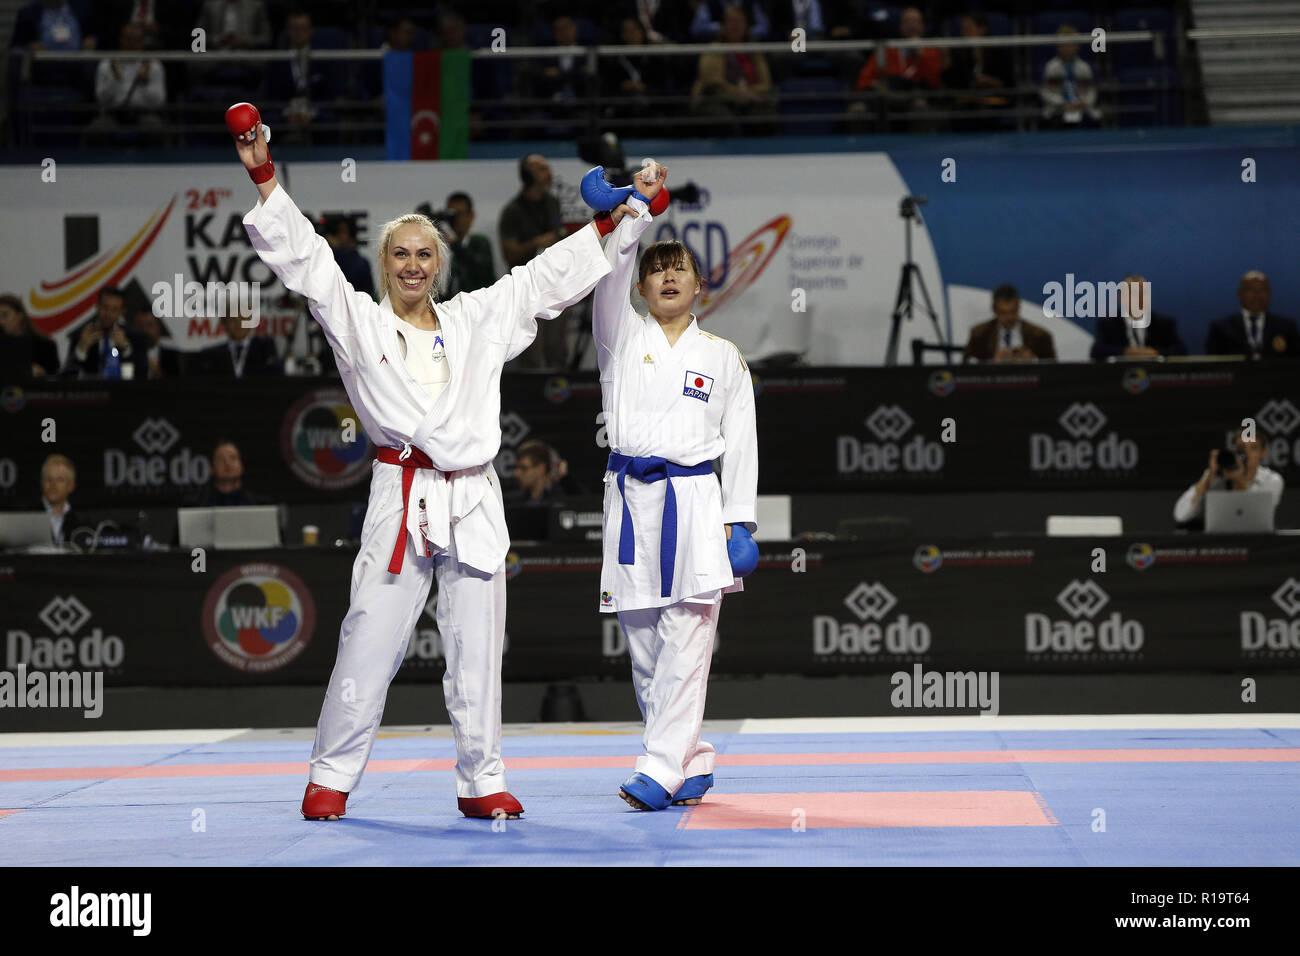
[1025, 579, 1144, 656]
[1240, 577, 1300, 655]
[813, 581, 931, 659]
[683, 370, 714, 402]
[200, 564, 316, 673]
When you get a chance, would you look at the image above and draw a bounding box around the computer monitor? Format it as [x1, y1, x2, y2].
[177, 506, 282, 549]
[1204, 490, 1276, 534]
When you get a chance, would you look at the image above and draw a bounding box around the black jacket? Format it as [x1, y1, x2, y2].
[1091, 312, 1187, 360]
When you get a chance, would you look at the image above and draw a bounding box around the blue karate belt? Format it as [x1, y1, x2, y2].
[608, 452, 715, 597]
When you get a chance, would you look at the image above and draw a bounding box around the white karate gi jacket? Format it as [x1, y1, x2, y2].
[244, 184, 612, 574]
[592, 197, 759, 612]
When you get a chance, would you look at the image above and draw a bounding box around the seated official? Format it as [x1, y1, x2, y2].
[39, 453, 84, 546]
[1091, 274, 1187, 360]
[129, 308, 183, 378]
[64, 287, 149, 379]
[1205, 270, 1299, 359]
[1173, 426, 1284, 529]
[506, 439, 582, 507]
[194, 314, 282, 377]
[0, 293, 60, 377]
[963, 284, 1057, 363]
[198, 440, 267, 506]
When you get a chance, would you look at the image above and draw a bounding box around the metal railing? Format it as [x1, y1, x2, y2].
[10, 27, 1298, 148]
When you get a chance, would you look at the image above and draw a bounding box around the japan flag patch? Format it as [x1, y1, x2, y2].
[683, 370, 714, 402]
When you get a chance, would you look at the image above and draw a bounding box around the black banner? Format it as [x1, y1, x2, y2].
[2, 535, 1297, 688]
[2, 363, 1298, 509]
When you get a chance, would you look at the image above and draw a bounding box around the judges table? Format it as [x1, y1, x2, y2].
[1, 362, 1299, 510]
[3, 534, 1298, 688]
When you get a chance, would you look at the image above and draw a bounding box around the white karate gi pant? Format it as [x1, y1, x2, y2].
[308, 469, 508, 799]
[617, 598, 722, 795]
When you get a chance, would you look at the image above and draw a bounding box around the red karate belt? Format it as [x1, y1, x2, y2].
[376, 446, 448, 573]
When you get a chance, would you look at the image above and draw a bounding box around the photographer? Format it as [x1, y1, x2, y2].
[1173, 426, 1284, 528]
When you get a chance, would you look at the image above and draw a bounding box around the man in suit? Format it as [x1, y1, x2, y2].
[129, 307, 182, 378]
[39, 453, 84, 546]
[64, 286, 149, 379]
[195, 313, 281, 376]
[962, 283, 1057, 363]
[1091, 274, 1187, 360]
[1205, 271, 1299, 359]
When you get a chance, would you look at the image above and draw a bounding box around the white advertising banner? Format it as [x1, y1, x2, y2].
[2, 155, 953, 366]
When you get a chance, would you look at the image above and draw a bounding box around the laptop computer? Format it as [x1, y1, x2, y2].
[1204, 490, 1276, 534]
[0, 512, 56, 548]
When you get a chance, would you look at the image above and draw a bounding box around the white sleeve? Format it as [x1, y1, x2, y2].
[1173, 478, 1206, 524]
[95, 61, 114, 105]
[719, 345, 758, 531]
[592, 196, 654, 376]
[243, 183, 371, 365]
[458, 221, 613, 357]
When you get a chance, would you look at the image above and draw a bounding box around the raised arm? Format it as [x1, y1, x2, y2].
[592, 196, 655, 376]
[230, 106, 370, 358]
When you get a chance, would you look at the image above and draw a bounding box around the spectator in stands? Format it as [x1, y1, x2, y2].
[600, 17, 668, 136]
[98, 0, 188, 50]
[129, 306, 181, 378]
[498, 154, 569, 368]
[1040, 25, 1101, 128]
[266, 10, 338, 145]
[688, 0, 771, 41]
[13, 0, 98, 86]
[1205, 271, 1299, 359]
[322, 215, 374, 299]
[942, 12, 1013, 131]
[442, 192, 496, 296]
[618, 0, 689, 44]
[39, 453, 82, 545]
[201, 439, 265, 506]
[0, 294, 60, 378]
[769, 0, 857, 42]
[690, 5, 776, 137]
[851, 7, 942, 131]
[437, 9, 468, 50]
[65, 286, 148, 379]
[195, 313, 282, 376]
[194, 0, 271, 50]
[1173, 424, 1284, 528]
[86, 21, 166, 146]
[364, 17, 420, 99]
[962, 283, 1057, 363]
[536, 16, 590, 102]
[510, 439, 582, 505]
[1090, 274, 1187, 361]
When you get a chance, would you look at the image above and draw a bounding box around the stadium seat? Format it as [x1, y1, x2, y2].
[1117, 65, 1182, 126]
[777, 76, 843, 136]
[1113, 8, 1174, 69]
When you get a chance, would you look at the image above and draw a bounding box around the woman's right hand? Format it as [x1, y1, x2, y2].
[633, 163, 668, 203]
[234, 121, 269, 172]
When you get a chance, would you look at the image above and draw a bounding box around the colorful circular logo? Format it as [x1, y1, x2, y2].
[201, 563, 316, 672]
[544, 377, 571, 403]
[2, 386, 25, 413]
[1121, 368, 1150, 394]
[280, 388, 374, 490]
[928, 370, 955, 397]
[1126, 543, 1155, 571]
[504, 551, 521, 579]
[914, 545, 942, 573]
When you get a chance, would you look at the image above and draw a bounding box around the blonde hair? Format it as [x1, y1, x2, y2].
[376, 213, 451, 304]
[41, 454, 76, 481]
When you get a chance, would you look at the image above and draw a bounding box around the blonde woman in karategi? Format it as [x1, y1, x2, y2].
[226, 102, 642, 821]
[589, 163, 759, 810]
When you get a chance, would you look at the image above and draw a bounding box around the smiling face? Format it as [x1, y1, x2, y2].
[637, 242, 703, 322]
[382, 221, 444, 309]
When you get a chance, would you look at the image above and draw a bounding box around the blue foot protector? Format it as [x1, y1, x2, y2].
[671, 773, 714, 806]
[619, 772, 672, 811]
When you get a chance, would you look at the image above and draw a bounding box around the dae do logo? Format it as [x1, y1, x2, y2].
[837, 404, 944, 476]
[813, 581, 931, 659]
[280, 389, 373, 490]
[201, 564, 315, 672]
[1025, 580, 1144, 656]
[1030, 403, 1138, 473]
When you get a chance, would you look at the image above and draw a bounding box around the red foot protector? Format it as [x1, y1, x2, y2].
[458, 792, 524, 818]
[301, 782, 347, 819]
